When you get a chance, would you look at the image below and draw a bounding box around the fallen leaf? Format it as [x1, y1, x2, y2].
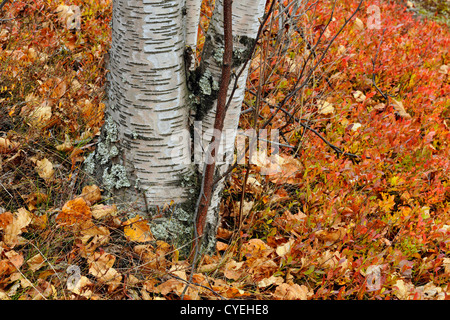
[67, 275, 93, 298]
[317, 99, 334, 115]
[123, 215, 154, 242]
[353, 90, 366, 102]
[353, 17, 364, 31]
[5, 250, 24, 269]
[216, 241, 228, 252]
[55, 134, 73, 152]
[3, 208, 32, 247]
[0, 138, 19, 154]
[29, 100, 52, 125]
[91, 204, 117, 220]
[35, 158, 55, 181]
[439, 64, 449, 75]
[273, 283, 312, 300]
[391, 99, 412, 119]
[88, 251, 122, 291]
[224, 260, 245, 280]
[393, 279, 414, 300]
[315, 227, 346, 245]
[56, 197, 92, 226]
[257, 275, 284, 288]
[27, 253, 46, 272]
[80, 185, 102, 204]
[276, 238, 295, 257]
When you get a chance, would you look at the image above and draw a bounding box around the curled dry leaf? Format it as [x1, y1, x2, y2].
[34, 158, 55, 181]
[67, 275, 93, 299]
[88, 251, 122, 291]
[273, 283, 313, 300]
[28, 100, 52, 126]
[257, 275, 284, 288]
[224, 260, 245, 281]
[353, 17, 364, 31]
[353, 90, 366, 103]
[240, 238, 273, 262]
[0, 138, 19, 154]
[55, 134, 73, 152]
[1, 208, 32, 247]
[78, 220, 110, 257]
[5, 250, 24, 269]
[276, 238, 295, 257]
[315, 227, 347, 246]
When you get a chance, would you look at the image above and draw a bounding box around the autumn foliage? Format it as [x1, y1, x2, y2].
[0, 0, 449, 300]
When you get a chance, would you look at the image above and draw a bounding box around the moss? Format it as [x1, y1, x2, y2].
[213, 46, 224, 64]
[199, 69, 213, 96]
[102, 164, 131, 190]
[84, 152, 95, 175]
[149, 207, 195, 256]
[232, 35, 256, 67]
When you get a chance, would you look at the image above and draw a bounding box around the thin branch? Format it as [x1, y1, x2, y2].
[191, 0, 234, 262]
[0, 0, 10, 12]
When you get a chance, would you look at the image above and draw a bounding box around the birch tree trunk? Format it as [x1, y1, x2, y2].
[85, 0, 266, 254]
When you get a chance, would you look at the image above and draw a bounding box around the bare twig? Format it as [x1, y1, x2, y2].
[191, 0, 234, 262]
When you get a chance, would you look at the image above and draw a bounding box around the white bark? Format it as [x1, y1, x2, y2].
[87, 0, 266, 253]
[185, 0, 202, 52]
[102, 0, 191, 207]
[194, 0, 266, 246]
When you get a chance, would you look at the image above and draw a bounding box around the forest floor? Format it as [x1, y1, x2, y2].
[0, 0, 449, 300]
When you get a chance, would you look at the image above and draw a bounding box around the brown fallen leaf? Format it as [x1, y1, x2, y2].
[2, 208, 32, 247]
[224, 260, 245, 281]
[88, 251, 122, 291]
[0, 137, 19, 154]
[391, 99, 412, 119]
[80, 185, 102, 205]
[27, 253, 46, 272]
[315, 227, 347, 246]
[91, 204, 117, 220]
[273, 283, 313, 300]
[5, 250, 24, 269]
[55, 133, 73, 153]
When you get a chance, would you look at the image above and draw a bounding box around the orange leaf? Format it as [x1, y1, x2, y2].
[56, 197, 92, 226]
[123, 215, 154, 242]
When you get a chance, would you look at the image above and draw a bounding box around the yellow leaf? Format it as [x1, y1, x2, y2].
[123, 215, 154, 242]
